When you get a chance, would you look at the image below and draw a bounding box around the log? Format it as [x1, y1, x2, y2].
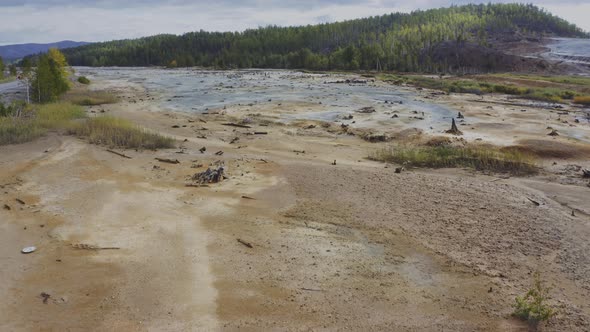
[237, 238, 253, 248]
[107, 149, 132, 159]
[222, 123, 251, 129]
[527, 198, 541, 206]
[155, 158, 180, 164]
[254, 132, 268, 135]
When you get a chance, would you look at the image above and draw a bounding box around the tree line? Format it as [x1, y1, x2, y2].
[36, 4, 590, 73]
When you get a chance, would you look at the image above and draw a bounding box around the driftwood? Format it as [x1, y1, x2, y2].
[222, 123, 251, 129]
[259, 159, 268, 163]
[107, 149, 132, 159]
[155, 158, 180, 164]
[237, 238, 253, 248]
[230, 137, 239, 144]
[72, 243, 120, 250]
[254, 132, 268, 135]
[15, 198, 25, 205]
[548, 129, 559, 136]
[191, 166, 224, 184]
[527, 198, 541, 206]
[215, 151, 224, 156]
[357, 106, 376, 113]
[241, 195, 255, 200]
[185, 184, 210, 188]
[446, 118, 463, 135]
[3, 204, 10, 210]
[583, 169, 590, 178]
[199, 147, 207, 153]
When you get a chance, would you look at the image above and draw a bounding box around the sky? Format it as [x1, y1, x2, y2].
[0, 0, 589, 45]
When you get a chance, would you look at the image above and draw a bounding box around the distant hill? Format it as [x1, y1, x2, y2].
[61, 4, 589, 73]
[0, 41, 89, 60]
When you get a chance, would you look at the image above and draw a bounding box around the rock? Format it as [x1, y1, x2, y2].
[21, 246, 36, 254]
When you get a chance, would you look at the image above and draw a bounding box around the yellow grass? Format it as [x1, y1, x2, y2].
[69, 116, 175, 149]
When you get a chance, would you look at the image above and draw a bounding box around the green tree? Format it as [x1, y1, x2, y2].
[9, 64, 17, 76]
[31, 48, 71, 103]
[0, 56, 5, 78]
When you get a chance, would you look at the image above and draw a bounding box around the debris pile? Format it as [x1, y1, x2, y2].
[191, 166, 225, 184]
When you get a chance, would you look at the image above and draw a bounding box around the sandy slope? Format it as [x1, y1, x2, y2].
[1, 77, 590, 331]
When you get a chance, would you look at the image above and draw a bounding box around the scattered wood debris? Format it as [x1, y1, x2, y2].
[215, 151, 224, 156]
[191, 166, 225, 184]
[222, 123, 251, 129]
[357, 106, 375, 113]
[72, 243, 120, 250]
[230, 137, 239, 144]
[237, 238, 253, 248]
[301, 288, 324, 292]
[241, 195, 255, 200]
[548, 129, 559, 136]
[15, 198, 25, 205]
[155, 158, 180, 164]
[582, 169, 590, 178]
[106, 149, 132, 159]
[254, 131, 268, 135]
[40, 292, 51, 304]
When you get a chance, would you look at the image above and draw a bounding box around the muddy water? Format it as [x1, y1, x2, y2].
[77, 67, 457, 128]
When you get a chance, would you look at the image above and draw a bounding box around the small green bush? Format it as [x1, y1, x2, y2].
[513, 272, 555, 324]
[77, 76, 90, 84]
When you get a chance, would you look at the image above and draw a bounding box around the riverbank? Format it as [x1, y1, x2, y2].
[1, 70, 590, 330]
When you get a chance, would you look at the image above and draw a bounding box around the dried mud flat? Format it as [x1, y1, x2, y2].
[1, 70, 590, 331]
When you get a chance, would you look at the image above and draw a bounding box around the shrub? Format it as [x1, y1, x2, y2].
[513, 272, 555, 324]
[69, 116, 175, 149]
[77, 76, 90, 84]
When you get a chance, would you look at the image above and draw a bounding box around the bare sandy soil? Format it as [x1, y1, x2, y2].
[1, 73, 590, 331]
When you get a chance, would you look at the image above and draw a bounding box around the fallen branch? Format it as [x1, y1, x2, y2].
[222, 123, 251, 129]
[155, 158, 180, 164]
[15, 198, 25, 205]
[301, 288, 324, 292]
[527, 198, 541, 206]
[72, 244, 120, 250]
[185, 184, 210, 188]
[241, 195, 255, 200]
[237, 238, 253, 248]
[254, 132, 268, 135]
[106, 149, 132, 159]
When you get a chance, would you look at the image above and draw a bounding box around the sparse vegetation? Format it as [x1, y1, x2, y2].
[370, 144, 537, 175]
[69, 116, 174, 149]
[380, 73, 586, 103]
[0, 102, 84, 145]
[77, 76, 90, 84]
[62, 89, 117, 106]
[513, 272, 555, 324]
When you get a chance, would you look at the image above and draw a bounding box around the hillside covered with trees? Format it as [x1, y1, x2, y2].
[61, 3, 587, 73]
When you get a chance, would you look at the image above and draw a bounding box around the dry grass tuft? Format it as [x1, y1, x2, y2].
[370, 144, 537, 175]
[573, 96, 590, 105]
[62, 89, 118, 106]
[69, 116, 175, 149]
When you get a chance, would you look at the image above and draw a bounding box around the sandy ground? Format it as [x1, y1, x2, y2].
[1, 74, 590, 331]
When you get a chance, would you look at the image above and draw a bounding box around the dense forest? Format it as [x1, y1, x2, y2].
[60, 3, 587, 73]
